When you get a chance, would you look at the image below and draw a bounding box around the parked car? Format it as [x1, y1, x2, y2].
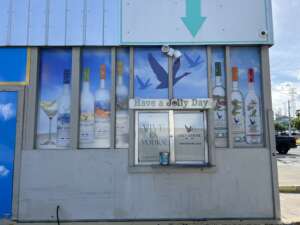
[275, 135, 297, 154]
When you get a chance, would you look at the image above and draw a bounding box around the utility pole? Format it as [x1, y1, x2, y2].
[288, 100, 292, 136]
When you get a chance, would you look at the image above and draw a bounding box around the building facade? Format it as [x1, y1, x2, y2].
[0, 0, 280, 224]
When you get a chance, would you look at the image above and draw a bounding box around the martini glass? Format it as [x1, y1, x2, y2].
[40, 100, 58, 145]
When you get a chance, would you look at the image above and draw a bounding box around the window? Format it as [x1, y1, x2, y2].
[230, 47, 263, 147]
[211, 47, 228, 148]
[116, 48, 130, 148]
[174, 112, 207, 163]
[79, 48, 112, 148]
[136, 112, 170, 164]
[173, 46, 208, 98]
[134, 47, 168, 99]
[31, 46, 265, 167]
[131, 47, 210, 166]
[36, 49, 72, 149]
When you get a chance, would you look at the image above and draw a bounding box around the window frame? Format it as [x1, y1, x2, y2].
[22, 46, 269, 172]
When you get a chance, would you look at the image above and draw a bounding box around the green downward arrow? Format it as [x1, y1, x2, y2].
[181, 0, 206, 37]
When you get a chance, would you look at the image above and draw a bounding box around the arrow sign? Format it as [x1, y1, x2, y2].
[181, 0, 206, 37]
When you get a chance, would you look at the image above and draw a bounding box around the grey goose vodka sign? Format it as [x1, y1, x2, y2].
[129, 98, 214, 110]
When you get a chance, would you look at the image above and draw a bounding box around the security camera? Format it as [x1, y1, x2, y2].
[173, 50, 182, 59]
[161, 45, 170, 54]
[161, 45, 182, 58]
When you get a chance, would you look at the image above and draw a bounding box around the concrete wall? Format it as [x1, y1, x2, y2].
[18, 148, 274, 221]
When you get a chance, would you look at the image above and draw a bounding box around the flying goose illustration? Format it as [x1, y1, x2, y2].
[136, 75, 152, 90]
[184, 53, 204, 68]
[185, 125, 193, 133]
[148, 53, 191, 89]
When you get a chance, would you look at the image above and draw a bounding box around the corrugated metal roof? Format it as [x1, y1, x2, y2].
[0, 0, 121, 46]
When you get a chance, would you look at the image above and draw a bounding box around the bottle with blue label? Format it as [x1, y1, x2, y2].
[57, 69, 71, 148]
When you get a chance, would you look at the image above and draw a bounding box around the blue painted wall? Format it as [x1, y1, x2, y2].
[0, 91, 17, 219]
[0, 48, 27, 83]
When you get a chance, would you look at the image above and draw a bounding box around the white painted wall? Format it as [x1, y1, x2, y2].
[18, 149, 274, 221]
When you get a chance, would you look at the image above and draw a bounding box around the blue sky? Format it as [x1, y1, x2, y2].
[270, 0, 300, 116]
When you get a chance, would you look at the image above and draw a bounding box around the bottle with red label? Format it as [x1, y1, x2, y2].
[245, 68, 262, 144]
[231, 67, 245, 145]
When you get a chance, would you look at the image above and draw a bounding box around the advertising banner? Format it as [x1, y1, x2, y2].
[36, 49, 72, 149]
[0, 91, 17, 219]
[230, 47, 263, 146]
[80, 48, 112, 149]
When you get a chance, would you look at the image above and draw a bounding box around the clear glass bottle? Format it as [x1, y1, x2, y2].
[80, 68, 95, 146]
[245, 68, 262, 144]
[116, 61, 129, 148]
[212, 62, 227, 147]
[94, 64, 111, 148]
[231, 67, 245, 145]
[57, 69, 71, 148]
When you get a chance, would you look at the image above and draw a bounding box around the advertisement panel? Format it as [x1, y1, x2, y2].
[230, 47, 263, 146]
[211, 47, 227, 148]
[36, 49, 72, 149]
[0, 91, 17, 219]
[80, 48, 112, 149]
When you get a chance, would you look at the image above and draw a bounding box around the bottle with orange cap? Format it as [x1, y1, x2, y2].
[231, 66, 246, 144]
[94, 64, 111, 148]
[245, 68, 261, 144]
[116, 61, 129, 148]
[212, 62, 227, 147]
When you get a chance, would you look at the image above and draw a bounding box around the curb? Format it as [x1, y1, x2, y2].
[279, 186, 300, 193]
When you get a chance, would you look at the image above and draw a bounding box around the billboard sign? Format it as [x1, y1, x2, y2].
[122, 0, 273, 45]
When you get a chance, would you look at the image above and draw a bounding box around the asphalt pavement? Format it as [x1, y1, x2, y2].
[277, 146, 300, 224]
[277, 147, 300, 187]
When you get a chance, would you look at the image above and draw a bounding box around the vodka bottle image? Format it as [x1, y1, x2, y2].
[212, 62, 227, 147]
[245, 68, 262, 144]
[57, 69, 71, 148]
[94, 64, 111, 148]
[80, 68, 95, 145]
[116, 61, 129, 148]
[231, 67, 245, 144]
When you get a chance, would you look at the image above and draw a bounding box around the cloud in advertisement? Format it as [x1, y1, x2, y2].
[0, 103, 15, 121]
[0, 165, 10, 177]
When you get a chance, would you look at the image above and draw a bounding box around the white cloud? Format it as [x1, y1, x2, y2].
[0, 165, 10, 177]
[0, 103, 15, 120]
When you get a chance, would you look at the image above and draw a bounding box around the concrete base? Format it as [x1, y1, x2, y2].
[1, 220, 284, 225]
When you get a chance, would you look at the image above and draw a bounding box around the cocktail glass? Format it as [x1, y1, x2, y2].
[40, 100, 58, 145]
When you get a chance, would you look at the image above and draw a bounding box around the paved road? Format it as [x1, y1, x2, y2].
[275, 147, 300, 224]
[276, 146, 300, 187]
[277, 147, 300, 167]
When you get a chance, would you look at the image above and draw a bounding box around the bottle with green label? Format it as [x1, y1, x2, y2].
[212, 62, 227, 147]
[80, 68, 95, 145]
